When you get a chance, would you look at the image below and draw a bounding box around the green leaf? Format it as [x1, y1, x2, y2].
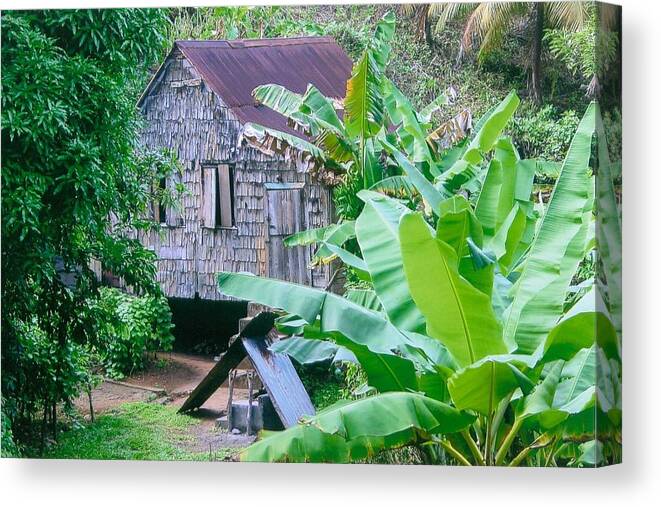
[284, 221, 355, 248]
[517, 361, 564, 419]
[503, 103, 596, 354]
[369, 175, 417, 200]
[241, 392, 476, 463]
[448, 356, 534, 416]
[381, 138, 444, 214]
[595, 104, 621, 335]
[344, 287, 383, 313]
[252, 83, 304, 121]
[463, 91, 520, 164]
[240, 122, 325, 161]
[542, 308, 619, 364]
[436, 195, 483, 257]
[355, 190, 425, 333]
[490, 203, 527, 274]
[399, 213, 508, 367]
[383, 78, 433, 163]
[345, 52, 383, 139]
[270, 336, 344, 364]
[320, 242, 371, 281]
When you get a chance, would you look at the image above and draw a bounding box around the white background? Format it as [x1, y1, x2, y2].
[1, 1, 659, 505]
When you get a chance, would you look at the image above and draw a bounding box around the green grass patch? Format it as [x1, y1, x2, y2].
[45, 402, 222, 461]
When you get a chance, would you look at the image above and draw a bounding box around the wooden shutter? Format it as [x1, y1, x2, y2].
[166, 173, 183, 227]
[217, 164, 233, 228]
[202, 165, 217, 228]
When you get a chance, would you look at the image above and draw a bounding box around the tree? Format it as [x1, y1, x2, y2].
[1, 9, 176, 446]
[422, 2, 590, 103]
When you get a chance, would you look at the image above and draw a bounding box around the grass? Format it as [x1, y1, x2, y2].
[44, 402, 230, 461]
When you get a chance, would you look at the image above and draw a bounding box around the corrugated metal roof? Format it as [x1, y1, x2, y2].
[171, 37, 352, 137]
[243, 335, 315, 427]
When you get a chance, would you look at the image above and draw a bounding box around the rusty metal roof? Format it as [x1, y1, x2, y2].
[168, 37, 351, 137]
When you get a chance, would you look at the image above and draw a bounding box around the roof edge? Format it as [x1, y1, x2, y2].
[175, 36, 337, 49]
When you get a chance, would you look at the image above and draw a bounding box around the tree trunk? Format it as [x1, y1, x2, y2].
[40, 399, 48, 456]
[423, 7, 434, 48]
[87, 386, 95, 423]
[530, 3, 545, 104]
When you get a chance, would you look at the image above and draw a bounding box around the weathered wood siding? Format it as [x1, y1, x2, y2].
[138, 49, 332, 300]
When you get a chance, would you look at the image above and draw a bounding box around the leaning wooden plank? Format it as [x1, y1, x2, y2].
[178, 312, 277, 413]
[242, 335, 316, 428]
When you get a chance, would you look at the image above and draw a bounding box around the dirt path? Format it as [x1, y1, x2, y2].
[74, 352, 256, 455]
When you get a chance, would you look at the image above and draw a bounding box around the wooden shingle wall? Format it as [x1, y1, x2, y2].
[138, 49, 332, 300]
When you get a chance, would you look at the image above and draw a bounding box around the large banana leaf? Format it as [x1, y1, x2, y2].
[541, 307, 619, 364]
[355, 190, 426, 333]
[284, 221, 355, 248]
[399, 213, 508, 367]
[447, 355, 535, 415]
[474, 138, 528, 241]
[516, 361, 565, 420]
[331, 335, 418, 392]
[541, 346, 597, 430]
[241, 392, 476, 463]
[270, 336, 347, 364]
[369, 175, 418, 200]
[252, 84, 305, 124]
[240, 122, 325, 163]
[272, 319, 416, 392]
[253, 83, 345, 136]
[345, 53, 385, 140]
[217, 273, 431, 378]
[594, 105, 622, 335]
[503, 103, 596, 354]
[344, 287, 384, 312]
[490, 204, 527, 274]
[383, 78, 434, 163]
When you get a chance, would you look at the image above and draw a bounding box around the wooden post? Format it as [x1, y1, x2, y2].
[246, 372, 254, 436]
[226, 369, 236, 430]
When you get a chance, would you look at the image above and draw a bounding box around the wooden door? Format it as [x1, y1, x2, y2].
[265, 183, 310, 285]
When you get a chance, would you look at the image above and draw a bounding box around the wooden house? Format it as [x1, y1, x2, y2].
[136, 38, 351, 301]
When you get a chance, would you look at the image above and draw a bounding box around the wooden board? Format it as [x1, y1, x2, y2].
[201, 165, 217, 228]
[217, 164, 233, 228]
[265, 186, 310, 285]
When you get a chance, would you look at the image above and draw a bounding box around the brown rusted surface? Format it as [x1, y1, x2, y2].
[174, 37, 351, 138]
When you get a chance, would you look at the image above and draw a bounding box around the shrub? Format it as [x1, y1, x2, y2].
[94, 288, 175, 379]
[1, 401, 22, 457]
[509, 104, 580, 162]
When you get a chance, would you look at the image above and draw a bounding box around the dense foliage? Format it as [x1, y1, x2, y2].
[1, 9, 177, 450]
[217, 14, 621, 466]
[94, 288, 174, 379]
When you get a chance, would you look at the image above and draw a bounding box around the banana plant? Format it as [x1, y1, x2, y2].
[245, 13, 472, 212]
[217, 102, 620, 465]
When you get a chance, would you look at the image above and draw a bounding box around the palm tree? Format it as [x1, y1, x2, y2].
[406, 2, 590, 103]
